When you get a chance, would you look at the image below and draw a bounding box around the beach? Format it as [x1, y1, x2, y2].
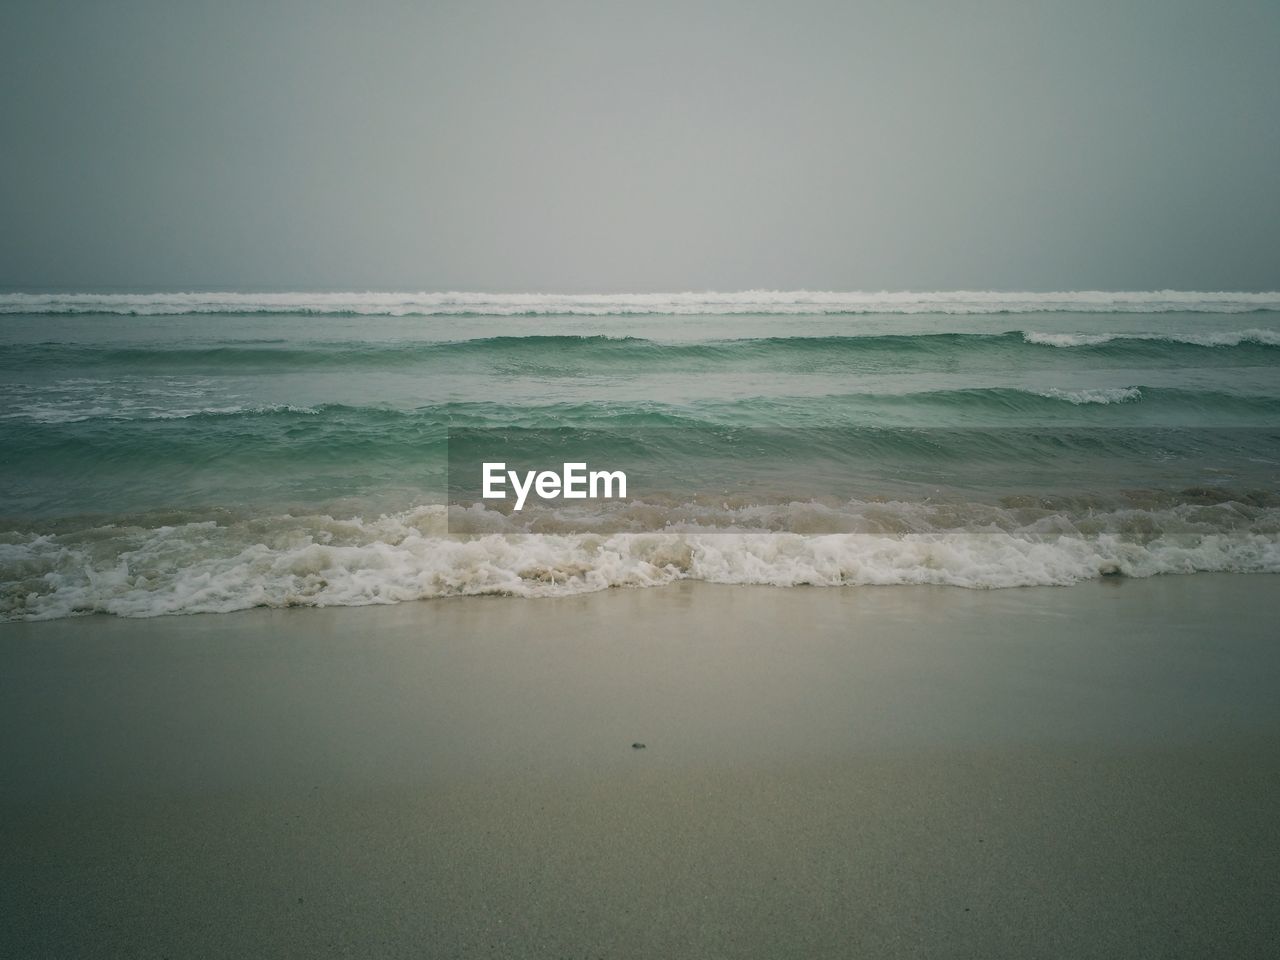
[4, 575, 1278, 958]
[6, 0, 1279, 954]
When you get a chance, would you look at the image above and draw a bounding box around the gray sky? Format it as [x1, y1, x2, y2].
[3, 0, 1278, 292]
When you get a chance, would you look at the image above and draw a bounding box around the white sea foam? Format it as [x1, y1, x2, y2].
[0, 401, 321, 424]
[1036, 386, 1143, 404]
[3, 290, 1280, 316]
[7, 403, 200, 424]
[1024, 329, 1280, 347]
[3, 503, 1277, 620]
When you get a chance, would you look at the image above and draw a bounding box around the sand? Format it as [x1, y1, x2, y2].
[3, 576, 1279, 958]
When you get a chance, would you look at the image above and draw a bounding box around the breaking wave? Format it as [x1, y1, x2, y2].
[3, 501, 1278, 619]
[2, 386, 1276, 428]
[4, 290, 1280, 316]
[1023, 329, 1280, 347]
[6, 330, 1279, 375]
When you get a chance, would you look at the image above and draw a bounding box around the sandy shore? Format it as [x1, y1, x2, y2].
[3, 576, 1279, 958]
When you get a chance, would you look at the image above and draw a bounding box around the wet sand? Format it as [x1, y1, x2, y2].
[3, 576, 1279, 958]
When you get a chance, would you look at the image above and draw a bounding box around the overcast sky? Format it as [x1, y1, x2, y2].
[3, 0, 1277, 292]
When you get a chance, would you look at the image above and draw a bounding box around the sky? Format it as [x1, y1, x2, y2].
[2, 0, 1278, 292]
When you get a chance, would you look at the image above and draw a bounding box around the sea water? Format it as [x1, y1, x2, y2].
[2, 291, 1278, 618]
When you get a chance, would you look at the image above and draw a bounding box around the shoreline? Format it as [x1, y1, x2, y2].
[4, 577, 1279, 957]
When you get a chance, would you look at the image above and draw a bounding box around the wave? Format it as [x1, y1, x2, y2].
[5, 330, 1280, 374]
[0, 401, 323, 424]
[1024, 330, 1280, 347]
[3, 290, 1280, 316]
[1034, 386, 1142, 404]
[3, 502, 1277, 619]
[5, 388, 1279, 434]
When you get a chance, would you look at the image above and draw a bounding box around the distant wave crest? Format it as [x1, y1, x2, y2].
[4, 290, 1280, 316]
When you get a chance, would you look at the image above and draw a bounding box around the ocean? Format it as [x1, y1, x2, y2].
[2, 290, 1278, 619]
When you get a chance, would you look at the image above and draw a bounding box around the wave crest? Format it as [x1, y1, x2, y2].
[4, 502, 1277, 620]
[1024, 329, 1280, 347]
[1036, 387, 1143, 405]
[4, 290, 1280, 316]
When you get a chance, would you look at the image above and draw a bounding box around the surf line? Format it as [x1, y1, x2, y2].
[482, 462, 627, 511]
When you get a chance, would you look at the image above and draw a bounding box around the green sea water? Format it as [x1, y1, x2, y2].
[2, 292, 1278, 617]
